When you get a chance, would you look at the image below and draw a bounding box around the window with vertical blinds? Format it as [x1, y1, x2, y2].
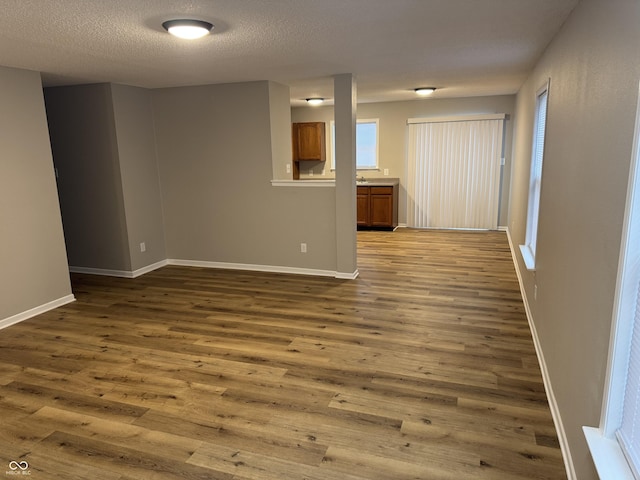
[520, 80, 549, 270]
[615, 115, 640, 476]
[584, 81, 640, 480]
[618, 281, 640, 478]
[406, 114, 505, 230]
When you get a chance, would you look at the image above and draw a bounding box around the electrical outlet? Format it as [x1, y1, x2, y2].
[286, 163, 291, 174]
[300, 243, 307, 253]
[384, 168, 389, 176]
[140, 242, 146, 252]
[308, 170, 314, 177]
[321, 169, 326, 176]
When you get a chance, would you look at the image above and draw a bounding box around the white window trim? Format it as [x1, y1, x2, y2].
[583, 81, 640, 480]
[519, 79, 550, 271]
[519, 244, 536, 271]
[329, 118, 379, 171]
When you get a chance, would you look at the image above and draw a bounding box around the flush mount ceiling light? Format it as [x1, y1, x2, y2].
[162, 19, 214, 39]
[415, 87, 436, 96]
[306, 98, 324, 106]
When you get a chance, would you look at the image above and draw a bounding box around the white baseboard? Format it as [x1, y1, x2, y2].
[505, 228, 576, 480]
[0, 294, 76, 331]
[132, 260, 169, 277]
[336, 269, 359, 280]
[69, 258, 355, 280]
[69, 260, 168, 279]
[168, 258, 348, 279]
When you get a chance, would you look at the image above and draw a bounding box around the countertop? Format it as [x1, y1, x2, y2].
[356, 177, 399, 186]
[271, 177, 400, 187]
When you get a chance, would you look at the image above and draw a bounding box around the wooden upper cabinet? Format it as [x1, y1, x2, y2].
[292, 122, 326, 162]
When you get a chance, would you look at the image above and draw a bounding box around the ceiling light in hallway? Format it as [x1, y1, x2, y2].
[162, 19, 214, 40]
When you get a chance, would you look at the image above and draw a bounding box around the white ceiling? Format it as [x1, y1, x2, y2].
[0, 0, 579, 106]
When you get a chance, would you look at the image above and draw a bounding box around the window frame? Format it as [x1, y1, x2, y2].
[583, 81, 640, 480]
[519, 80, 550, 270]
[329, 118, 380, 171]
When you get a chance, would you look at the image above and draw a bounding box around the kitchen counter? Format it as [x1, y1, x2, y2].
[357, 179, 399, 229]
[272, 177, 400, 187]
[356, 177, 399, 186]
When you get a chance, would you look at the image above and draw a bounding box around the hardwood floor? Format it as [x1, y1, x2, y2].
[0, 229, 566, 479]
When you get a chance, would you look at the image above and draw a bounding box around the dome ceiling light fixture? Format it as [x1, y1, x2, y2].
[306, 98, 325, 106]
[415, 87, 436, 96]
[162, 19, 214, 40]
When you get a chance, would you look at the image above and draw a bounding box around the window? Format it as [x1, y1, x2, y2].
[330, 119, 379, 170]
[406, 114, 505, 230]
[520, 81, 549, 270]
[584, 82, 640, 480]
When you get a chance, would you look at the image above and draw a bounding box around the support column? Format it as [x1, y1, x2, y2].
[334, 74, 358, 279]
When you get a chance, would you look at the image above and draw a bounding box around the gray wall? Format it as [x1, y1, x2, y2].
[0, 66, 72, 320]
[508, 0, 640, 478]
[111, 84, 167, 271]
[292, 95, 515, 226]
[45, 84, 131, 271]
[152, 81, 337, 272]
[45, 83, 167, 274]
[269, 82, 294, 180]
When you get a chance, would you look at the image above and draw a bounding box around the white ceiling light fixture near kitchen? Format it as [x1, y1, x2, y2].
[162, 19, 214, 40]
[306, 98, 324, 106]
[415, 87, 436, 96]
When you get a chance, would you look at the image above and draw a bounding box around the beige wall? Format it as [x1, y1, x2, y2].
[152, 81, 337, 272]
[508, 0, 640, 478]
[292, 95, 515, 226]
[0, 66, 72, 321]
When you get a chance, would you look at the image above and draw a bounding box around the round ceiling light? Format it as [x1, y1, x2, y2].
[306, 98, 324, 106]
[415, 87, 436, 96]
[162, 19, 214, 40]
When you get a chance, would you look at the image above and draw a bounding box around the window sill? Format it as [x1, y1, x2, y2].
[519, 244, 536, 271]
[583, 427, 635, 480]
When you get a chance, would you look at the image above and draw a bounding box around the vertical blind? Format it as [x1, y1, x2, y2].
[407, 115, 505, 230]
[526, 87, 549, 256]
[616, 125, 640, 477]
[618, 279, 640, 479]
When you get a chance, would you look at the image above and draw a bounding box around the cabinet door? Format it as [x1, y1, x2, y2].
[293, 122, 326, 161]
[357, 187, 370, 226]
[370, 187, 394, 227]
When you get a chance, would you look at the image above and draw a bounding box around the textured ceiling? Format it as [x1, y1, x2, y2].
[0, 0, 579, 105]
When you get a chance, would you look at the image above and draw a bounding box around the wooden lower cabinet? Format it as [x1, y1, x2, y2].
[357, 184, 398, 229]
[357, 189, 370, 226]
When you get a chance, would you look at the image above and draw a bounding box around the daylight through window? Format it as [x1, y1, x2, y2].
[330, 119, 379, 170]
[519, 80, 549, 270]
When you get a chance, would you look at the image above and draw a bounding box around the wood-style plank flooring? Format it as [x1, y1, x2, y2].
[0, 229, 566, 479]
